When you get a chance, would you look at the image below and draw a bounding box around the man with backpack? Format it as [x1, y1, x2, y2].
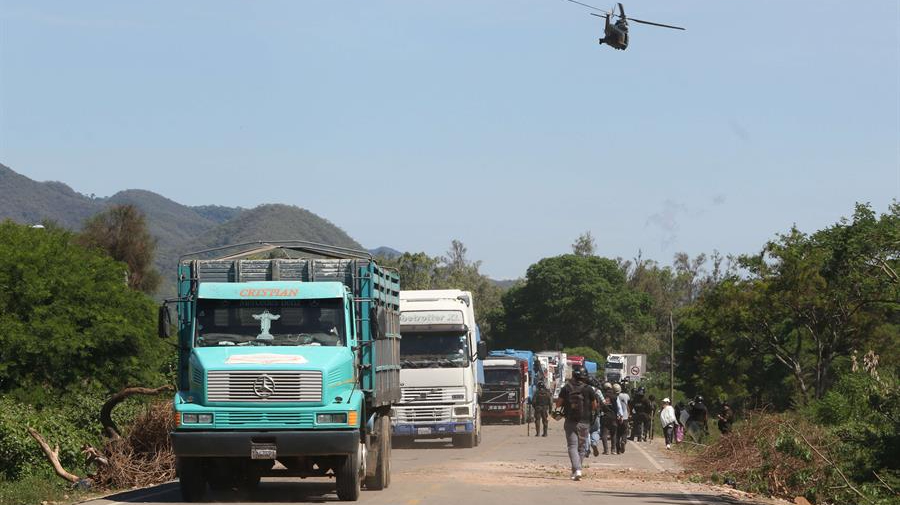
[555, 366, 600, 481]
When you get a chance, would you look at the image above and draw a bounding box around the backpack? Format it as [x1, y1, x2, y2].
[566, 383, 587, 420]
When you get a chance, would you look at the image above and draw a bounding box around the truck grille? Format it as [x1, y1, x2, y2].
[400, 387, 465, 404]
[394, 405, 453, 423]
[214, 411, 315, 428]
[481, 389, 518, 404]
[206, 370, 322, 403]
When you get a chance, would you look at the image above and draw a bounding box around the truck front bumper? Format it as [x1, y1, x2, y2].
[171, 430, 359, 457]
[392, 421, 473, 438]
[481, 407, 523, 420]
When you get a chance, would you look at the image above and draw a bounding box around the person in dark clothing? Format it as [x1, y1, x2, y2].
[717, 400, 734, 435]
[599, 388, 618, 454]
[555, 367, 600, 481]
[687, 395, 709, 443]
[631, 387, 653, 442]
[532, 382, 553, 437]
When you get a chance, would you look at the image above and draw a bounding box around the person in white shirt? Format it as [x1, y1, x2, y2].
[614, 383, 631, 454]
[659, 398, 677, 449]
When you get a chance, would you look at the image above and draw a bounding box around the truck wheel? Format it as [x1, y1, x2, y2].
[452, 431, 476, 448]
[177, 457, 207, 502]
[335, 448, 361, 501]
[364, 416, 390, 490]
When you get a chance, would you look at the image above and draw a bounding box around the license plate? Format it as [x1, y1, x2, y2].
[251, 444, 277, 460]
[417, 427, 431, 435]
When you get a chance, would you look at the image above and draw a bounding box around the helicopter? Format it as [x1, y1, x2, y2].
[566, 1, 685, 50]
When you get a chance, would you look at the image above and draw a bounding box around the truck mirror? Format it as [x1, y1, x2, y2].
[477, 341, 487, 361]
[158, 305, 172, 338]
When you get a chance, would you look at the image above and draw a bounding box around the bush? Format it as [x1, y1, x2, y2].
[0, 390, 151, 482]
[808, 367, 899, 501]
[0, 221, 169, 398]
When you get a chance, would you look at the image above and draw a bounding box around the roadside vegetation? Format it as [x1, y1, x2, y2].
[0, 209, 174, 504]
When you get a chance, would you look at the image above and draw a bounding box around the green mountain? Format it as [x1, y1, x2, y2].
[0, 164, 363, 282]
[184, 204, 361, 253]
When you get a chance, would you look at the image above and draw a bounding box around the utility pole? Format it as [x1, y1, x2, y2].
[669, 311, 675, 401]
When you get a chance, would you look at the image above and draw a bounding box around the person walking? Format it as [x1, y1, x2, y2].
[632, 387, 652, 442]
[555, 366, 599, 481]
[614, 382, 631, 454]
[716, 400, 734, 435]
[599, 386, 618, 454]
[659, 398, 677, 449]
[687, 395, 709, 443]
[532, 382, 553, 437]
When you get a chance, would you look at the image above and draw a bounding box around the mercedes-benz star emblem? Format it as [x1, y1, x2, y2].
[252, 374, 276, 399]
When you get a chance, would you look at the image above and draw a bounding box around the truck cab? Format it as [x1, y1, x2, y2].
[391, 290, 485, 448]
[480, 357, 528, 424]
[605, 354, 626, 383]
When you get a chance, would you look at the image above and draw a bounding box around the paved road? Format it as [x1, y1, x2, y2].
[86, 420, 749, 505]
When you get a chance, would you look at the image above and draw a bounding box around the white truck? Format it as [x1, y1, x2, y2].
[392, 290, 486, 448]
[605, 353, 647, 383]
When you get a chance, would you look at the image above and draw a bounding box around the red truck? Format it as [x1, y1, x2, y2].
[480, 357, 529, 424]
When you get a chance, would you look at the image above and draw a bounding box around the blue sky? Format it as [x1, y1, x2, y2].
[1, 0, 898, 279]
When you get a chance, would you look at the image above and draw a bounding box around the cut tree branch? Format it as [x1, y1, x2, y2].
[100, 385, 174, 439]
[27, 428, 84, 484]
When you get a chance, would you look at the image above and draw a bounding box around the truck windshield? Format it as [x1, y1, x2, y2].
[399, 331, 469, 368]
[484, 368, 520, 384]
[195, 298, 345, 347]
[606, 362, 624, 369]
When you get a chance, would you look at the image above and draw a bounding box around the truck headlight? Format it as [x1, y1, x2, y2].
[317, 413, 348, 424]
[182, 413, 213, 424]
[454, 407, 469, 416]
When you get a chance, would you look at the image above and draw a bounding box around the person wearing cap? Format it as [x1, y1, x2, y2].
[659, 398, 677, 449]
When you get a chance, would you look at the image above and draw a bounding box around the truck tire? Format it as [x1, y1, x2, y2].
[364, 416, 390, 490]
[176, 457, 207, 502]
[335, 448, 361, 501]
[452, 431, 476, 448]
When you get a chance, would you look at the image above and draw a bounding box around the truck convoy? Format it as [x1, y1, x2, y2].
[160, 242, 401, 502]
[605, 353, 647, 383]
[392, 290, 486, 448]
[480, 356, 528, 424]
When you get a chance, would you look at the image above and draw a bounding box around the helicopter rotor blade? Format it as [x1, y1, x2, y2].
[627, 18, 686, 30]
[618, 3, 626, 18]
[565, 0, 606, 12]
[589, 12, 610, 18]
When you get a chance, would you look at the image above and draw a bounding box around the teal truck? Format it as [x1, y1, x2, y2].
[158, 242, 400, 501]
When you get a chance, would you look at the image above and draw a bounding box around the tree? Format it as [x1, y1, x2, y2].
[563, 346, 605, 367]
[378, 241, 506, 342]
[571, 231, 596, 257]
[496, 254, 652, 352]
[676, 203, 899, 405]
[77, 205, 161, 294]
[0, 221, 169, 399]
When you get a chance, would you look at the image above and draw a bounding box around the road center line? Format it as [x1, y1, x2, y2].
[630, 442, 707, 504]
[630, 440, 665, 472]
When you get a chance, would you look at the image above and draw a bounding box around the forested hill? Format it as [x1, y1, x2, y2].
[0, 164, 362, 275]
